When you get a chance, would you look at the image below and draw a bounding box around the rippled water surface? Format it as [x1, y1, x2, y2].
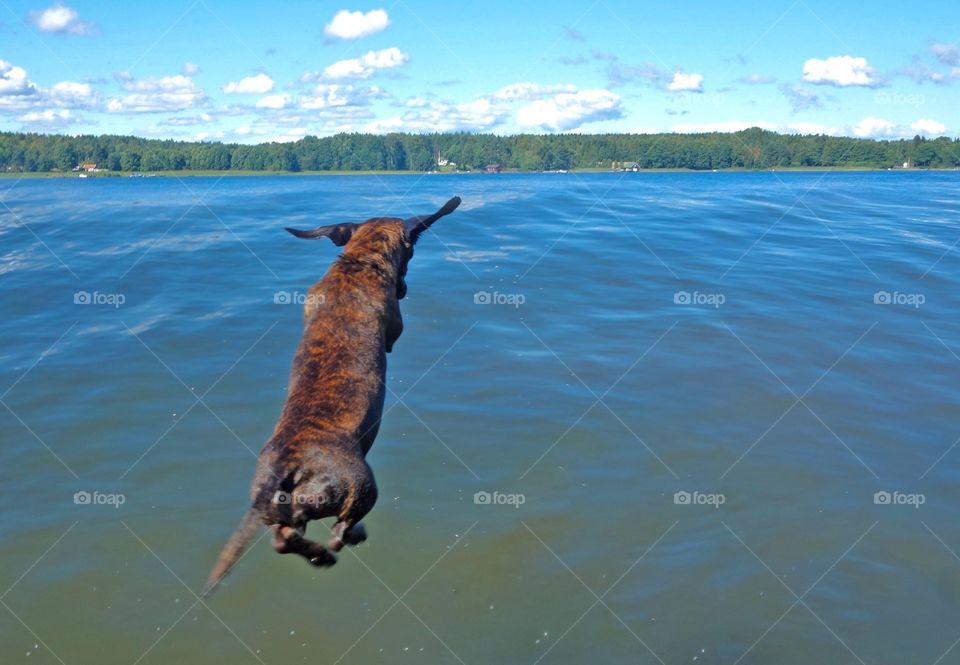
[2, 172, 960, 664]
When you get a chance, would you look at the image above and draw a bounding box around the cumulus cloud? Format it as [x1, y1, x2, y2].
[43, 80, 96, 110]
[848, 117, 946, 138]
[256, 93, 290, 109]
[666, 71, 703, 92]
[0, 60, 39, 100]
[299, 84, 383, 109]
[107, 74, 207, 113]
[365, 98, 508, 133]
[0, 60, 100, 112]
[319, 47, 409, 80]
[929, 43, 960, 67]
[910, 118, 946, 135]
[17, 108, 75, 125]
[851, 116, 899, 138]
[29, 2, 95, 35]
[223, 73, 274, 94]
[803, 56, 879, 87]
[182, 62, 200, 76]
[515, 89, 623, 131]
[324, 9, 389, 40]
[780, 83, 822, 112]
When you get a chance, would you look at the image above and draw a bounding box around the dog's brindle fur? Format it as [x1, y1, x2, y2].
[204, 196, 461, 596]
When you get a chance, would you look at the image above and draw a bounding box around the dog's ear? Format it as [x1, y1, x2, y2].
[284, 223, 359, 246]
[403, 196, 461, 243]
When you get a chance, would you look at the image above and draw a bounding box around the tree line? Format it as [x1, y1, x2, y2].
[1, 128, 958, 173]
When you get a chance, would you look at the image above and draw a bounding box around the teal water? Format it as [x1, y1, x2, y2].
[2, 172, 960, 664]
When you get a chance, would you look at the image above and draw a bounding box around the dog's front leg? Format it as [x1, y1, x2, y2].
[384, 301, 403, 353]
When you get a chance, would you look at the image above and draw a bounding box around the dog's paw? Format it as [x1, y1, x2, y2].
[308, 551, 337, 568]
[343, 523, 367, 545]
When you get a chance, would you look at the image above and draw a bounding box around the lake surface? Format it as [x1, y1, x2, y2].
[2, 171, 960, 664]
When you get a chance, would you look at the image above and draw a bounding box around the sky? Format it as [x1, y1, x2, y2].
[0, 0, 957, 143]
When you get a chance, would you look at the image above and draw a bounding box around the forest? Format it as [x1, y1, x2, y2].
[1, 128, 958, 173]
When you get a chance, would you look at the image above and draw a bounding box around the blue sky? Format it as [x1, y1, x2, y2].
[0, 0, 957, 142]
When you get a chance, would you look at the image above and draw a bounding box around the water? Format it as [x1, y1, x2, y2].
[2, 171, 960, 664]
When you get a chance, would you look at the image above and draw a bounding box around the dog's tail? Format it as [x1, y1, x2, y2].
[202, 508, 261, 598]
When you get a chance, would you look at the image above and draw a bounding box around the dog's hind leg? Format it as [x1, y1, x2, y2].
[328, 520, 367, 552]
[271, 525, 337, 567]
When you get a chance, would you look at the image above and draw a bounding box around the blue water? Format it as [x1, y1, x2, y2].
[2, 172, 960, 664]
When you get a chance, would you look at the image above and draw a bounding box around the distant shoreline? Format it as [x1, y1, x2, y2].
[3, 166, 958, 179]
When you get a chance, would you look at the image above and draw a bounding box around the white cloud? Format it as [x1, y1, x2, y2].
[320, 47, 409, 80]
[17, 108, 74, 124]
[910, 118, 946, 135]
[849, 117, 946, 138]
[182, 62, 200, 76]
[0, 60, 39, 99]
[851, 116, 898, 138]
[223, 73, 274, 94]
[299, 84, 382, 109]
[516, 89, 623, 131]
[29, 2, 94, 35]
[324, 9, 390, 40]
[49, 80, 95, 107]
[493, 82, 577, 101]
[666, 71, 703, 92]
[256, 93, 290, 109]
[0, 61, 100, 111]
[365, 98, 508, 133]
[107, 74, 206, 113]
[803, 56, 878, 87]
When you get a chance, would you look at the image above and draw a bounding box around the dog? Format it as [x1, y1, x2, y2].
[203, 196, 462, 597]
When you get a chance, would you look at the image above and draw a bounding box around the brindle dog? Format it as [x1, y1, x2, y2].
[203, 196, 462, 597]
